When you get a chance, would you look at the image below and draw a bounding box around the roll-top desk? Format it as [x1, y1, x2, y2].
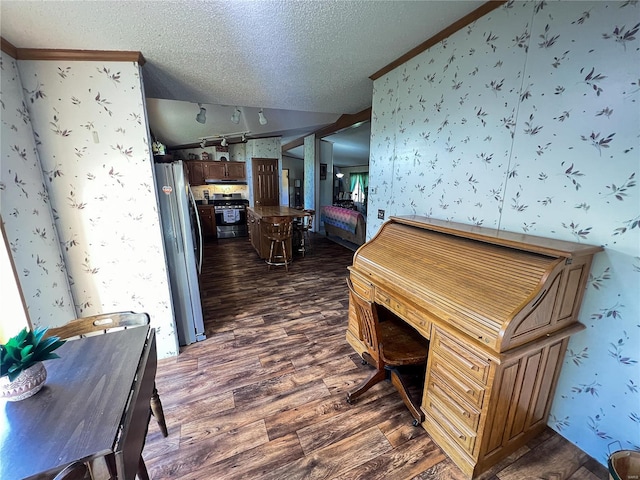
[346, 216, 603, 478]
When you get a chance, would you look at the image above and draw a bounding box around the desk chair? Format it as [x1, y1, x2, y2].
[264, 216, 294, 272]
[345, 278, 429, 426]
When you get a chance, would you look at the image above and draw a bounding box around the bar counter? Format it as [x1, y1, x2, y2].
[247, 206, 304, 259]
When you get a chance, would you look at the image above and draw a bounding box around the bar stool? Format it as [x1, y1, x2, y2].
[297, 209, 315, 257]
[264, 216, 294, 272]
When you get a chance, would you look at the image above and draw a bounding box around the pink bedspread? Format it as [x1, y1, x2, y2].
[321, 206, 361, 233]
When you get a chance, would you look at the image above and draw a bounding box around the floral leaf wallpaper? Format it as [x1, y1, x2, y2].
[368, 0, 639, 465]
[1, 51, 76, 327]
[2, 55, 178, 358]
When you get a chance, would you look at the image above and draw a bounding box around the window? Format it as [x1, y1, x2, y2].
[350, 172, 369, 204]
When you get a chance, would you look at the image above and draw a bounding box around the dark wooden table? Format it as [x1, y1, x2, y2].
[0, 326, 157, 480]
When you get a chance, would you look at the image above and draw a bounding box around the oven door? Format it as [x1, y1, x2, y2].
[214, 207, 248, 238]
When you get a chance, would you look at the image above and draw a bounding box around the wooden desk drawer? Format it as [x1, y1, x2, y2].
[425, 395, 477, 455]
[375, 288, 431, 339]
[430, 354, 485, 408]
[350, 272, 373, 300]
[427, 371, 481, 431]
[432, 327, 490, 385]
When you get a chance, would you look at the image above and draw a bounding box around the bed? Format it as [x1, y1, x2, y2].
[320, 205, 366, 246]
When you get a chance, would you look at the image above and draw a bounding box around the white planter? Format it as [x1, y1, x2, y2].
[0, 362, 47, 402]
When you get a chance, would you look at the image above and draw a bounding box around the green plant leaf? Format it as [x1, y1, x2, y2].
[20, 345, 34, 360]
[33, 327, 48, 344]
[1, 327, 65, 380]
[39, 352, 62, 362]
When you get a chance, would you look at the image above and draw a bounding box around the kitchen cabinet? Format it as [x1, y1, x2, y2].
[187, 161, 246, 185]
[224, 162, 246, 180]
[197, 205, 216, 239]
[187, 161, 206, 185]
[247, 208, 260, 254]
[207, 161, 246, 181]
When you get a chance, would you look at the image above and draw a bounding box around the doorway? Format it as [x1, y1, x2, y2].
[282, 169, 290, 207]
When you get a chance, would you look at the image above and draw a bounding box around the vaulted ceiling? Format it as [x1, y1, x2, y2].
[1, 1, 485, 164]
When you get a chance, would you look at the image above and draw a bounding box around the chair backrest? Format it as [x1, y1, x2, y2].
[46, 311, 150, 340]
[346, 278, 382, 368]
[53, 461, 89, 480]
[264, 216, 294, 241]
[302, 210, 315, 230]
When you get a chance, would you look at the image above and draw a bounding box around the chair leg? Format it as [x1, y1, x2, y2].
[346, 368, 386, 404]
[281, 240, 289, 272]
[388, 367, 425, 425]
[137, 455, 150, 480]
[150, 384, 168, 437]
[305, 230, 311, 255]
[267, 240, 275, 271]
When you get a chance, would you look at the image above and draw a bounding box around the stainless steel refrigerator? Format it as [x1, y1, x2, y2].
[154, 161, 206, 345]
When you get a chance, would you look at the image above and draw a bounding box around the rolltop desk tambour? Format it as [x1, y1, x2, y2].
[346, 216, 603, 478]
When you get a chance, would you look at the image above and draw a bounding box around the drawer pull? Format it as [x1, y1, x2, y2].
[432, 382, 471, 418]
[431, 403, 466, 440]
[440, 342, 479, 371]
[436, 363, 474, 394]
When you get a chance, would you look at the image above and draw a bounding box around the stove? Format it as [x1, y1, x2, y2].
[212, 194, 249, 238]
[213, 195, 249, 208]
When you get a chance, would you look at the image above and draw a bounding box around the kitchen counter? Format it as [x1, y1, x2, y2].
[247, 206, 304, 259]
[248, 206, 303, 218]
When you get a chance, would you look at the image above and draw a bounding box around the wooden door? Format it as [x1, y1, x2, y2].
[252, 158, 279, 206]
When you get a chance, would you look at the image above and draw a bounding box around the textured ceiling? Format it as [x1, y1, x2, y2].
[1, 0, 482, 161]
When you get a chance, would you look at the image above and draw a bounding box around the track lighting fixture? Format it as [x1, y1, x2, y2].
[258, 109, 268, 126]
[197, 131, 250, 146]
[196, 103, 206, 124]
[231, 107, 241, 124]
[241, 133, 246, 142]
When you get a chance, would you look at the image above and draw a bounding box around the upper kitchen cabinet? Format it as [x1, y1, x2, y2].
[208, 161, 246, 181]
[187, 161, 206, 185]
[187, 161, 246, 185]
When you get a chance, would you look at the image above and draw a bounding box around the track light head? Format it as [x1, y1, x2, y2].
[200, 139, 206, 149]
[258, 109, 267, 126]
[221, 137, 228, 147]
[196, 103, 206, 124]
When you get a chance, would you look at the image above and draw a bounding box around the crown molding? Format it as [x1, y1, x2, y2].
[370, 1, 506, 81]
[1, 37, 18, 58]
[0, 42, 145, 65]
[281, 107, 372, 152]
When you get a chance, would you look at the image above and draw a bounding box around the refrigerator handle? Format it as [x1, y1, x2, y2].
[188, 185, 203, 274]
[167, 180, 182, 254]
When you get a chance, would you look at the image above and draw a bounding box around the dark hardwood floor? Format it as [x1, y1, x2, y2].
[143, 234, 608, 480]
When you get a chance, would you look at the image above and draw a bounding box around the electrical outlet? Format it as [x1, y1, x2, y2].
[378, 209, 385, 220]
